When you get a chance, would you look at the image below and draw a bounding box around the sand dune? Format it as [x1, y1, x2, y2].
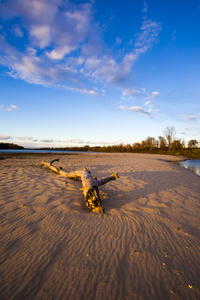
[0, 153, 200, 299]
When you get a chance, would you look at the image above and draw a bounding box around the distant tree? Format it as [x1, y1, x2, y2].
[125, 144, 132, 152]
[158, 136, 166, 149]
[0, 143, 24, 149]
[133, 143, 141, 151]
[188, 139, 198, 148]
[154, 139, 159, 148]
[171, 139, 184, 151]
[181, 140, 186, 148]
[163, 126, 176, 150]
[84, 145, 90, 151]
[117, 146, 122, 152]
[141, 140, 145, 149]
[141, 137, 155, 150]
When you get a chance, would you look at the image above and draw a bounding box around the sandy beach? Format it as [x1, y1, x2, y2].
[0, 153, 200, 300]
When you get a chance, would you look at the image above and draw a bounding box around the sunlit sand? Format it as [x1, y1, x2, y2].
[0, 153, 200, 299]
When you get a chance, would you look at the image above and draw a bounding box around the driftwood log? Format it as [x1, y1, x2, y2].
[40, 159, 119, 213]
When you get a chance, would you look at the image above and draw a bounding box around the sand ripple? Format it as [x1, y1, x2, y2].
[0, 153, 200, 299]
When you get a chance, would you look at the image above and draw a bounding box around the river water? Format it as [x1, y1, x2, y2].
[179, 159, 200, 176]
[0, 149, 87, 154]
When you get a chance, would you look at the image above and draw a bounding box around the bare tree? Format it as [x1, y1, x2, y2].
[163, 126, 176, 150]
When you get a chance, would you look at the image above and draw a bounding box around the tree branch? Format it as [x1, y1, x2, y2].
[40, 159, 119, 213]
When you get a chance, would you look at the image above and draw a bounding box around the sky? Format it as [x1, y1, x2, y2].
[0, 0, 200, 148]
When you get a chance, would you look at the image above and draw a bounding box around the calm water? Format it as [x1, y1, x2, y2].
[179, 159, 200, 176]
[0, 149, 87, 154]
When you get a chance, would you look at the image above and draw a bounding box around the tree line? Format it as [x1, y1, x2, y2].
[42, 127, 200, 159]
[0, 142, 24, 149]
[1, 127, 199, 159]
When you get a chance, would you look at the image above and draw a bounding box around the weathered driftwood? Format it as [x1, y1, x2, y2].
[40, 159, 119, 213]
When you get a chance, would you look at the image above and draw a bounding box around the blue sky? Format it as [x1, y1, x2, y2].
[0, 0, 200, 148]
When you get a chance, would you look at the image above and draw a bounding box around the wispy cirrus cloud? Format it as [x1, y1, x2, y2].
[122, 88, 159, 101]
[11, 136, 122, 147]
[134, 19, 161, 50]
[144, 91, 159, 112]
[121, 88, 159, 116]
[18, 136, 33, 141]
[0, 0, 162, 94]
[144, 91, 159, 101]
[171, 30, 176, 41]
[106, 19, 161, 86]
[182, 115, 198, 122]
[40, 138, 122, 146]
[120, 105, 152, 118]
[143, 2, 148, 13]
[121, 88, 145, 100]
[40, 139, 54, 143]
[179, 131, 187, 135]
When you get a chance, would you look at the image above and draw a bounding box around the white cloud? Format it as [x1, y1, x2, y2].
[12, 24, 23, 37]
[143, 2, 148, 13]
[5, 104, 18, 111]
[121, 88, 160, 114]
[30, 25, 51, 48]
[45, 2, 92, 60]
[41, 139, 54, 143]
[171, 30, 176, 41]
[0, 135, 11, 140]
[109, 20, 161, 85]
[122, 88, 143, 99]
[90, 140, 122, 145]
[120, 105, 152, 118]
[10, 104, 17, 109]
[47, 46, 76, 60]
[134, 20, 161, 50]
[116, 37, 122, 44]
[53, 138, 122, 146]
[0, 1, 162, 94]
[144, 92, 160, 112]
[182, 115, 197, 122]
[144, 91, 159, 100]
[57, 84, 100, 96]
[0, 2, 101, 93]
[3, 135, 123, 147]
[0, 0, 59, 23]
[18, 136, 34, 141]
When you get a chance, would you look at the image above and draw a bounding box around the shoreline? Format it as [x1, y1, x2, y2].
[0, 150, 188, 158]
[0, 153, 200, 299]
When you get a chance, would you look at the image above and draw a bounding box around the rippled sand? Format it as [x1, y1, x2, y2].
[0, 153, 200, 299]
